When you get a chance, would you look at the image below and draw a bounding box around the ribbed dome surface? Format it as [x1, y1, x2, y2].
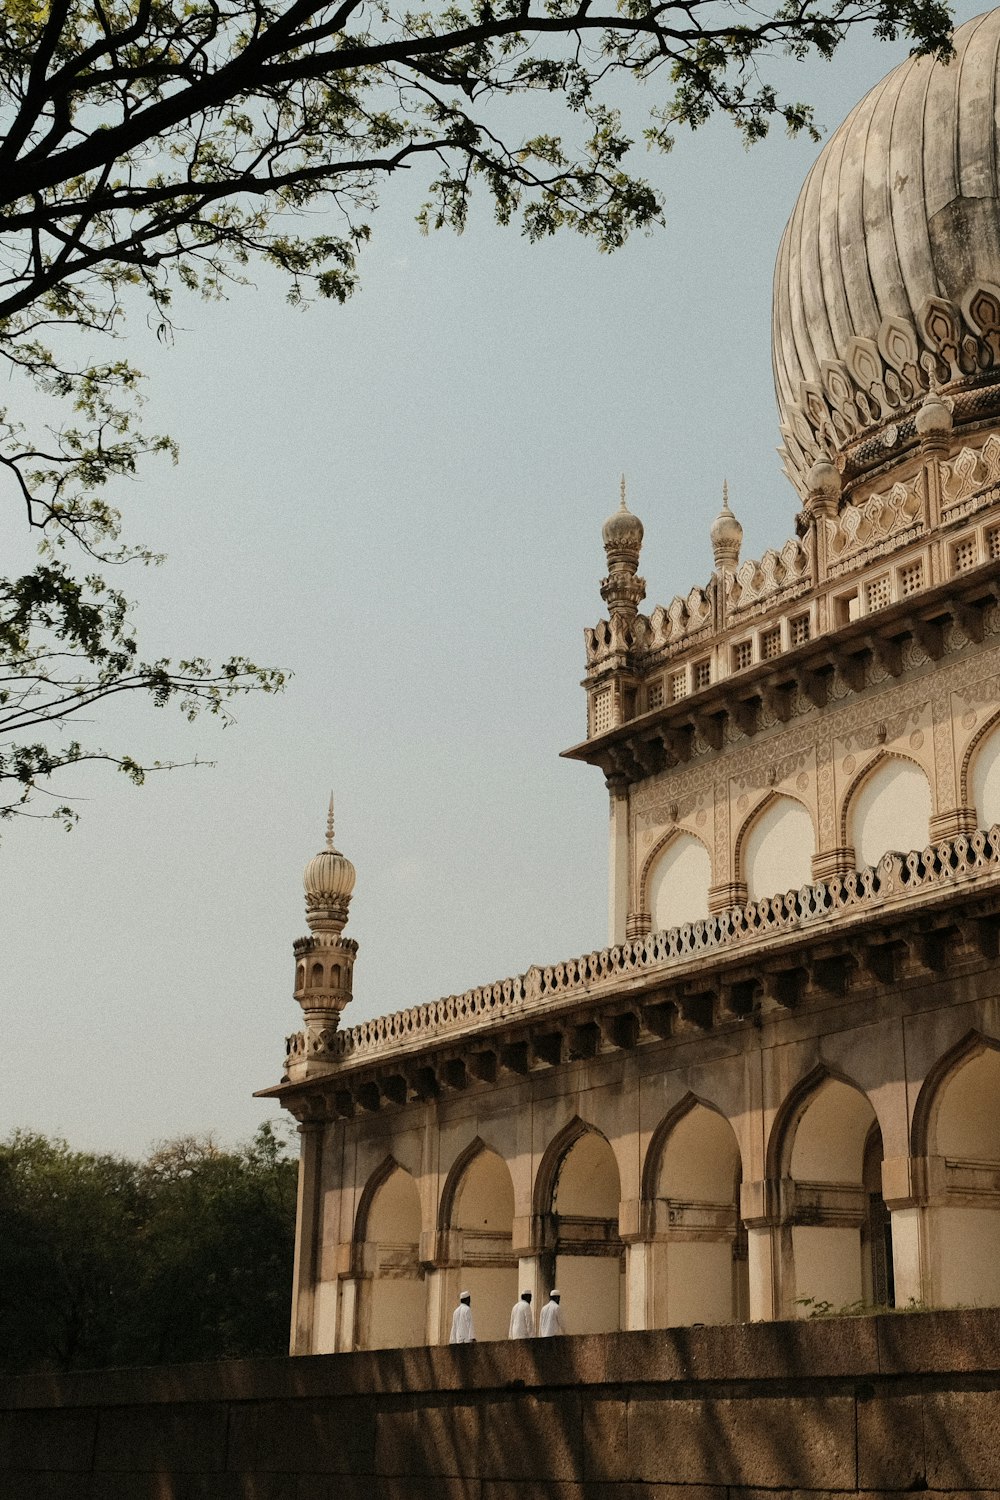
[773, 9, 1000, 495]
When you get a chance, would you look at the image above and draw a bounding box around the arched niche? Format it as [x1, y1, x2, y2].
[922, 1042, 1000, 1308]
[969, 716, 1000, 829]
[780, 1076, 891, 1312]
[442, 1144, 517, 1343]
[542, 1125, 623, 1334]
[357, 1163, 427, 1349]
[847, 757, 931, 870]
[647, 833, 711, 932]
[741, 796, 816, 903]
[647, 1100, 747, 1327]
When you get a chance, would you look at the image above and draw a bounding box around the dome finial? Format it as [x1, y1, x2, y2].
[326, 792, 336, 851]
[619, 472, 627, 512]
[710, 480, 743, 573]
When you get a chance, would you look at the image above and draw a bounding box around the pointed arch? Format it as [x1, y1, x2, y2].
[910, 1030, 1000, 1157]
[765, 1062, 874, 1181]
[534, 1117, 624, 1335]
[532, 1116, 603, 1218]
[734, 790, 816, 901]
[962, 708, 1000, 824]
[642, 1091, 746, 1328]
[841, 750, 932, 866]
[641, 829, 712, 932]
[353, 1154, 404, 1245]
[641, 1091, 740, 1202]
[438, 1135, 489, 1231]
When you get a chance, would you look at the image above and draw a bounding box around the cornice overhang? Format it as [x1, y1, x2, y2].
[563, 559, 1000, 784]
[258, 827, 1000, 1123]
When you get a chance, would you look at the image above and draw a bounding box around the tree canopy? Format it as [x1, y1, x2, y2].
[0, 1123, 297, 1369]
[0, 0, 954, 821]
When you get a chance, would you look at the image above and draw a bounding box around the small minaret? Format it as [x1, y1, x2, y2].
[600, 474, 646, 621]
[290, 795, 358, 1073]
[710, 480, 743, 574]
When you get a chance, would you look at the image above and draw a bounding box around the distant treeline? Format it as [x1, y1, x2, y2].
[0, 1122, 297, 1370]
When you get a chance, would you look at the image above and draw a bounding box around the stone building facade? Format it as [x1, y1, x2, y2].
[262, 9, 1000, 1354]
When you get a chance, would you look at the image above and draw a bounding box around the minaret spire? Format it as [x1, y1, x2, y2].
[710, 478, 743, 573]
[286, 791, 359, 1081]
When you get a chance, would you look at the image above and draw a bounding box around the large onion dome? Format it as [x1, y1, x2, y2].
[773, 8, 1000, 499]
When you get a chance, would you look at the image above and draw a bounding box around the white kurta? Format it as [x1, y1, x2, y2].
[508, 1299, 534, 1338]
[539, 1299, 565, 1337]
[449, 1303, 475, 1343]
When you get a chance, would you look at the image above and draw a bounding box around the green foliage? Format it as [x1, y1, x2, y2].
[795, 1295, 928, 1318]
[0, 1123, 298, 1370]
[0, 0, 955, 820]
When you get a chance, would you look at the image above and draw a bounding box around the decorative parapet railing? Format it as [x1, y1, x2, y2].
[294, 824, 1000, 1073]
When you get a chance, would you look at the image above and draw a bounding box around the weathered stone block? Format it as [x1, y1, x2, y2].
[925, 1388, 1000, 1486]
[0, 1476, 85, 1500]
[3, 1408, 96, 1472]
[227, 1397, 374, 1475]
[856, 1392, 924, 1488]
[93, 1403, 227, 1474]
[581, 1396, 627, 1482]
[375, 1400, 478, 1478]
[626, 1393, 855, 1487]
[478, 1392, 582, 1480]
[878, 1308, 1000, 1375]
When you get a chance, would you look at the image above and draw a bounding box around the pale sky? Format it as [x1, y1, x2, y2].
[0, 4, 982, 1155]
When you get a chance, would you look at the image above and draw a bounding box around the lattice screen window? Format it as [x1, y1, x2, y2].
[790, 614, 810, 646]
[694, 659, 711, 691]
[988, 526, 1000, 561]
[866, 574, 892, 612]
[591, 689, 612, 735]
[647, 679, 664, 712]
[670, 669, 688, 703]
[732, 640, 753, 672]
[761, 627, 782, 661]
[953, 536, 978, 573]
[899, 560, 924, 597]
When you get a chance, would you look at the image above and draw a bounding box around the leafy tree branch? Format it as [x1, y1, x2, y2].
[0, 0, 954, 820]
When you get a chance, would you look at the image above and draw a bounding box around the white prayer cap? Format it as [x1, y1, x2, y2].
[460, 1290, 471, 1300]
[550, 1289, 560, 1298]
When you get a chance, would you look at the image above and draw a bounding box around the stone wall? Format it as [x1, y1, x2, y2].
[2, 1311, 1000, 1498]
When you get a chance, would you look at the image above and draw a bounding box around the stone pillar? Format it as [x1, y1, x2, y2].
[608, 784, 630, 947]
[623, 1241, 651, 1329]
[425, 1266, 460, 1346]
[620, 1199, 649, 1329]
[882, 1154, 945, 1307]
[741, 1178, 785, 1321]
[289, 1121, 325, 1355]
[336, 1277, 359, 1352]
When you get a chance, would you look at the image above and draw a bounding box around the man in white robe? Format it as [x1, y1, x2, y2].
[449, 1291, 475, 1344]
[508, 1290, 534, 1338]
[539, 1289, 565, 1337]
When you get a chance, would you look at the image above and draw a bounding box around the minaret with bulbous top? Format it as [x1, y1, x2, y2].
[600, 475, 646, 622]
[287, 796, 359, 1080]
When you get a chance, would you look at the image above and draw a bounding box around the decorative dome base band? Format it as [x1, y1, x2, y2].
[780, 286, 1000, 500]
